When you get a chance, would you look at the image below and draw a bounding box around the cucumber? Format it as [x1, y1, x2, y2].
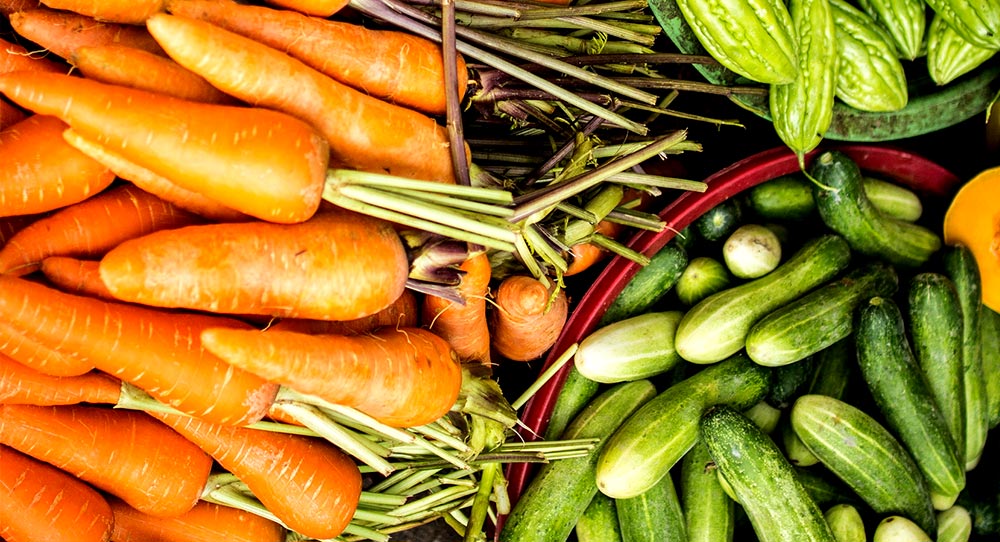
[675, 234, 852, 364]
[576, 494, 624, 542]
[824, 504, 867, 542]
[681, 440, 735, 542]
[575, 311, 685, 383]
[855, 296, 966, 510]
[722, 224, 783, 279]
[748, 174, 816, 222]
[746, 262, 897, 367]
[790, 394, 937, 534]
[768, 356, 817, 409]
[599, 241, 688, 325]
[743, 400, 782, 434]
[982, 306, 1000, 429]
[499, 380, 657, 542]
[542, 364, 601, 441]
[700, 405, 837, 542]
[616, 467, 687, 542]
[810, 150, 941, 268]
[873, 516, 931, 542]
[675, 256, 732, 307]
[862, 176, 923, 222]
[694, 198, 743, 242]
[596, 353, 772, 499]
[794, 465, 862, 508]
[937, 505, 973, 542]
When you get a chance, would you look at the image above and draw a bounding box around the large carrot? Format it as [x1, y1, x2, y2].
[40, 256, 116, 299]
[0, 114, 115, 217]
[0, 183, 202, 276]
[165, 0, 466, 116]
[99, 210, 409, 321]
[39, 0, 164, 24]
[490, 275, 569, 361]
[201, 326, 463, 427]
[270, 289, 419, 335]
[421, 251, 493, 365]
[0, 214, 33, 247]
[0, 99, 27, 130]
[0, 276, 280, 426]
[1, 36, 67, 74]
[0, 71, 330, 224]
[0, 0, 40, 16]
[0, 319, 93, 377]
[0, 404, 213, 517]
[0, 444, 114, 542]
[108, 497, 286, 542]
[150, 409, 362, 539]
[9, 8, 165, 61]
[259, 0, 348, 17]
[145, 12, 462, 184]
[0, 354, 120, 405]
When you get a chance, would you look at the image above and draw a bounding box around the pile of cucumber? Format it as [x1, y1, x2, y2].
[499, 150, 1000, 542]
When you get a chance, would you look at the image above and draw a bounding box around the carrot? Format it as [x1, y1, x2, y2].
[0, 404, 213, 517]
[9, 8, 165, 61]
[0, 276, 280, 426]
[0, 114, 116, 218]
[563, 219, 625, 277]
[0, 354, 120, 405]
[39, 0, 164, 25]
[108, 497, 286, 542]
[0, 0, 40, 15]
[145, 12, 463, 184]
[421, 251, 493, 365]
[0, 444, 114, 542]
[40, 257, 116, 299]
[0, 183, 202, 276]
[150, 409, 363, 539]
[99, 210, 409, 321]
[0, 99, 27, 130]
[1, 36, 67, 74]
[490, 275, 569, 361]
[201, 326, 463, 427]
[165, 0, 466, 116]
[0, 71, 330, 224]
[258, 0, 348, 17]
[0, 318, 93, 377]
[0, 214, 34, 247]
[270, 289, 419, 335]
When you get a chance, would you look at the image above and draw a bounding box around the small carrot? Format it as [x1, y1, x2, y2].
[258, 0, 348, 17]
[108, 496, 286, 542]
[145, 12, 463, 184]
[421, 251, 493, 365]
[0, 276, 280, 426]
[0, 99, 27, 130]
[1, 36, 67, 74]
[150, 409, 363, 540]
[0, 114, 116, 218]
[9, 8, 165, 61]
[38, 0, 164, 25]
[0, 354, 120, 405]
[201, 326, 463, 427]
[165, 0, 466, 116]
[0, 444, 114, 542]
[0, 404, 213, 517]
[0, 183, 202, 276]
[99, 210, 409, 321]
[40, 257, 115, 299]
[0, 319, 93, 377]
[0, 71, 330, 224]
[271, 289, 419, 335]
[490, 275, 569, 361]
[563, 220, 625, 277]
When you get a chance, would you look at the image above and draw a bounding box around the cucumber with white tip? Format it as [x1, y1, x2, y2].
[824, 504, 867, 542]
[873, 516, 931, 542]
[937, 505, 973, 542]
[575, 311, 685, 383]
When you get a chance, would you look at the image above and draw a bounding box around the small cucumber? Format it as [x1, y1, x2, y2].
[542, 364, 601, 441]
[680, 440, 735, 542]
[746, 262, 898, 367]
[937, 505, 973, 542]
[768, 356, 817, 409]
[873, 516, 932, 542]
[599, 241, 688, 325]
[575, 311, 685, 383]
[863, 176, 923, 222]
[675, 256, 732, 307]
[824, 504, 867, 542]
[700, 405, 837, 542]
[675, 234, 852, 364]
[722, 224, 783, 279]
[616, 467, 687, 542]
[749, 174, 817, 222]
[576, 493, 624, 542]
[694, 198, 743, 243]
[982, 306, 1000, 429]
[742, 400, 782, 434]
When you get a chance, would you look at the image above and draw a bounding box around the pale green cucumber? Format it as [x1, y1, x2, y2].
[824, 504, 867, 542]
[937, 505, 973, 542]
[575, 311, 685, 383]
[616, 466, 687, 542]
[873, 516, 931, 542]
[681, 440, 735, 542]
[982, 306, 1000, 429]
[576, 493, 624, 542]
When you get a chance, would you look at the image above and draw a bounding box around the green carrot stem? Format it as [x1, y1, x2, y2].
[609, 171, 707, 191]
[389, 486, 480, 518]
[510, 343, 578, 410]
[376, 186, 515, 218]
[464, 461, 499, 542]
[370, 468, 446, 495]
[359, 492, 408, 508]
[327, 169, 513, 204]
[410, 424, 474, 454]
[589, 232, 651, 265]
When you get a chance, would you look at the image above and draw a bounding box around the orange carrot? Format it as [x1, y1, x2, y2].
[0, 183, 202, 276]
[0, 99, 27, 130]
[0, 214, 34, 247]
[0, 0, 40, 15]
[0, 71, 330, 224]
[0, 443, 114, 542]
[421, 251, 493, 364]
[39, 0, 164, 25]
[1, 36, 67, 74]
[165, 0, 466, 116]
[108, 497, 287, 542]
[0, 355, 120, 405]
[258, 0, 348, 17]
[0, 318, 93, 377]
[270, 289, 419, 335]
[0, 404, 213, 517]
[201, 326, 463, 427]
[71, 45, 237, 103]
[150, 409, 362, 539]
[99, 210, 409, 321]
[0, 114, 116, 218]
[0, 276, 280, 426]
[145, 12, 463, 184]
[40, 257, 116, 299]
[9, 8, 165, 61]
[563, 219, 625, 277]
[490, 275, 569, 361]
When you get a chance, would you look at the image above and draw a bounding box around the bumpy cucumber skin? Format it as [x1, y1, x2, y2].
[982, 306, 1000, 429]
[616, 464, 687, 542]
[829, 0, 909, 112]
[681, 440, 736, 542]
[575, 493, 623, 542]
[856, 0, 927, 59]
[701, 405, 837, 542]
[600, 242, 688, 325]
[541, 364, 601, 441]
[922, 0, 1000, 49]
[927, 12, 1000, 86]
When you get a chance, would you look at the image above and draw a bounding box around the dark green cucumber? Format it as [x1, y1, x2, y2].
[794, 465, 861, 508]
[855, 297, 966, 510]
[824, 504, 867, 542]
[982, 306, 1000, 429]
[694, 198, 743, 242]
[542, 364, 601, 441]
[746, 262, 898, 367]
[576, 493, 623, 542]
[616, 466, 687, 542]
[700, 405, 837, 542]
[600, 241, 688, 325]
[749, 174, 816, 222]
[810, 150, 941, 268]
[681, 440, 736, 542]
[790, 394, 937, 534]
[768, 356, 817, 409]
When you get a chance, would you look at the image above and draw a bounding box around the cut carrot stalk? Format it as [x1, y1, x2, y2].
[0, 276, 280, 426]
[0, 99, 27, 130]
[40, 256, 115, 299]
[200, 326, 463, 427]
[0, 404, 213, 517]
[1, 36, 67, 74]
[0, 114, 115, 217]
[165, 0, 466, 116]
[421, 251, 493, 365]
[0, 183, 202, 276]
[38, 0, 165, 25]
[0, 354, 120, 405]
[0, 444, 114, 542]
[270, 289, 419, 336]
[99, 210, 409, 321]
[145, 12, 463, 184]
[9, 8, 165, 61]
[150, 409, 362, 540]
[258, 0, 349, 17]
[0, 319, 93, 377]
[0, 71, 330, 224]
[107, 496, 287, 542]
[490, 274, 569, 361]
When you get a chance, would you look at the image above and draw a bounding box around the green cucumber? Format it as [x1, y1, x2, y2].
[700, 405, 837, 542]
[863, 176, 923, 222]
[596, 353, 772, 499]
[824, 504, 867, 542]
[982, 306, 1000, 429]
[499, 380, 657, 542]
[616, 466, 687, 542]
[937, 505, 973, 542]
[576, 494, 624, 542]
[746, 262, 897, 367]
[873, 516, 931, 542]
[681, 440, 735, 542]
[855, 297, 966, 510]
[675, 256, 732, 307]
[768, 356, 817, 409]
[807, 335, 854, 400]
[810, 150, 941, 268]
[743, 400, 782, 434]
[575, 311, 685, 383]
[599, 241, 688, 325]
[542, 364, 601, 441]
[794, 465, 861, 508]
[694, 198, 743, 242]
[790, 394, 937, 534]
[749, 174, 816, 222]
